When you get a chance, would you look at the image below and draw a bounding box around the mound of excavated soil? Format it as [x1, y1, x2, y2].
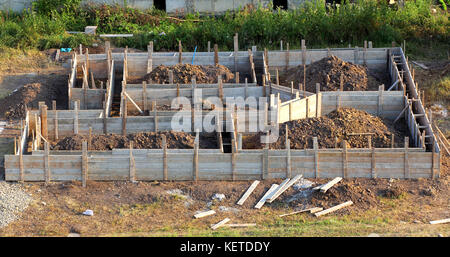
[134, 64, 235, 84]
[280, 55, 384, 92]
[243, 107, 408, 149]
[51, 131, 217, 150]
[0, 82, 67, 121]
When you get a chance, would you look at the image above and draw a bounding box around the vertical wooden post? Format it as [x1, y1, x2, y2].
[88, 127, 92, 150]
[162, 134, 168, 180]
[276, 69, 279, 85]
[122, 95, 127, 135]
[367, 135, 372, 149]
[305, 96, 309, 118]
[302, 39, 306, 91]
[234, 33, 238, 73]
[81, 140, 87, 188]
[214, 44, 219, 65]
[142, 81, 148, 112]
[44, 141, 50, 184]
[404, 137, 409, 179]
[286, 138, 291, 178]
[53, 101, 58, 140]
[169, 70, 174, 84]
[431, 137, 436, 179]
[19, 137, 24, 181]
[363, 40, 367, 66]
[74, 101, 79, 134]
[313, 137, 319, 178]
[178, 40, 182, 64]
[342, 140, 348, 178]
[371, 146, 376, 178]
[316, 83, 321, 117]
[40, 104, 48, 140]
[153, 101, 158, 132]
[391, 134, 395, 148]
[244, 78, 248, 98]
[193, 136, 199, 181]
[90, 72, 96, 89]
[235, 72, 239, 84]
[378, 84, 384, 115]
[285, 42, 289, 71]
[231, 138, 236, 181]
[129, 141, 136, 182]
[147, 41, 153, 73]
[103, 101, 107, 134]
[262, 146, 269, 180]
[290, 81, 294, 98]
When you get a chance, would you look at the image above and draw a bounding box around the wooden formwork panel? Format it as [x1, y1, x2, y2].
[4, 147, 439, 181]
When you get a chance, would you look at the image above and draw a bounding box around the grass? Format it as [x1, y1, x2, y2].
[0, 0, 448, 58]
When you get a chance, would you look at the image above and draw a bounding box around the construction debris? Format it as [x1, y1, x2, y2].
[314, 201, 353, 217]
[82, 210, 94, 216]
[211, 218, 231, 230]
[279, 207, 323, 217]
[237, 180, 260, 205]
[194, 210, 216, 219]
[267, 175, 303, 203]
[265, 178, 290, 203]
[313, 177, 343, 193]
[254, 184, 279, 209]
[212, 193, 226, 201]
[429, 218, 450, 225]
[225, 223, 257, 228]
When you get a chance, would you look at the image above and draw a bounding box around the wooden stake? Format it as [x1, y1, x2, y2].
[178, 40, 182, 64]
[81, 140, 87, 188]
[214, 44, 219, 65]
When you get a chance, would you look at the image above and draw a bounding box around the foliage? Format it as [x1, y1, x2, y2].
[0, 0, 447, 54]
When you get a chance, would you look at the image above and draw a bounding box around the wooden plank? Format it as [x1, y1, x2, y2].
[225, 223, 256, 228]
[267, 174, 303, 203]
[129, 142, 136, 182]
[279, 207, 323, 217]
[237, 180, 260, 205]
[266, 178, 290, 203]
[315, 177, 342, 193]
[429, 218, 450, 225]
[194, 210, 216, 219]
[254, 184, 278, 209]
[211, 218, 230, 230]
[314, 201, 353, 217]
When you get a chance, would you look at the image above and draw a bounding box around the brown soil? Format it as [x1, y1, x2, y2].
[131, 64, 235, 84]
[243, 107, 408, 149]
[0, 155, 448, 236]
[51, 131, 218, 150]
[0, 81, 68, 121]
[280, 55, 387, 92]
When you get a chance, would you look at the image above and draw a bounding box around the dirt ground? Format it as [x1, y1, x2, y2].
[243, 108, 408, 149]
[279, 55, 389, 92]
[51, 131, 218, 150]
[0, 155, 447, 237]
[129, 64, 235, 84]
[0, 72, 68, 120]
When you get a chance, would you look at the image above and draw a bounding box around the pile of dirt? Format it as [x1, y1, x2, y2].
[134, 64, 235, 84]
[51, 131, 217, 150]
[0, 82, 67, 120]
[308, 183, 379, 211]
[280, 55, 384, 92]
[243, 107, 408, 149]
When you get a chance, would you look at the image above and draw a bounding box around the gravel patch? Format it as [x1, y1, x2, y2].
[0, 182, 32, 228]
